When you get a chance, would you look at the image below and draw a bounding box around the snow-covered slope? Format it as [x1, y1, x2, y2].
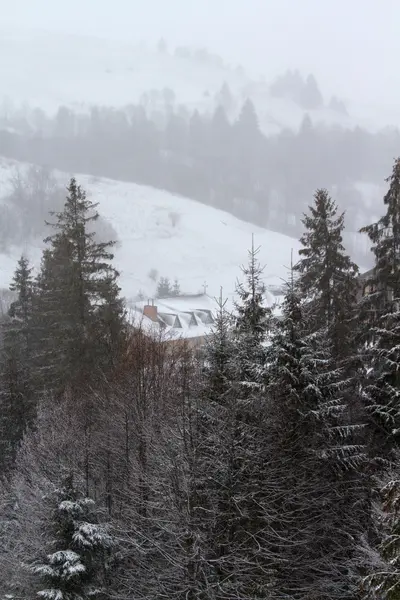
[0, 159, 300, 306]
[0, 27, 361, 134]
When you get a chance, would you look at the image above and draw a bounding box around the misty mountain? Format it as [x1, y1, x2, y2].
[0, 27, 365, 135]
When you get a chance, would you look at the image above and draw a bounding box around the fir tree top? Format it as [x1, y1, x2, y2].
[8, 255, 35, 322]
[235, 238, 270, 343]
[361, 157, 400, 303]
[295, 188, 358, 331]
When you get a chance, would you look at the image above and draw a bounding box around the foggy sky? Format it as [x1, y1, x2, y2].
[1, 0, 400, 110]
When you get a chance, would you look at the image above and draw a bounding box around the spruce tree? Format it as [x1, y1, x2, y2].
[294, 189, 365, 452]
[202, 289, 235, 402]
[0, 255, 36, 471]
[294, 188, 359, 346]
[233, 238, 271, 386]
[30, 474, 112, 600]
[34, 178, 125, 395]
[294, 190, 368, 584]
[197, 255, 277, 598]
[362, 469, 400, 599]
[172, 278, 181, 297]
[294, 188, 365, 470]
[235, 238, 270, 341]
[156, 277, 173, 299]
[266, 273, 363, 599]
[360, 158, 400, 462]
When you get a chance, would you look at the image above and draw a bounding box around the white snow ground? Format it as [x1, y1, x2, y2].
[0, 158, 300, 307]
[0, 27, 373, 134]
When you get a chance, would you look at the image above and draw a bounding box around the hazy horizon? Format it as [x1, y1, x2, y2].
[1, 0, 400, 114]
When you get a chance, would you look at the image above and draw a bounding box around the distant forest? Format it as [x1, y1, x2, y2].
[1, 82, 399, 264]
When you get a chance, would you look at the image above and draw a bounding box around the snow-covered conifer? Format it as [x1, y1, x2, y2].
[34, 178, 125, 395]
[362, 468, 400, 599]
[31, 474, 112, 600]
[360, 158, 400, 462]
[266, 271, 363, 598]
[295, 188, 359, 345]
[0, 255, 36, 471]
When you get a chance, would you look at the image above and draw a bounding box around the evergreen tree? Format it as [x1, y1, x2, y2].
[0, 255, 36, 471]
[188, 110, 208, 161]
[172, 278, 181, 297]
[295, 189, 368, 568]
[234, 100, 261, 196]
[294, 189, 363, 456]
[30, 474, 112, 600]
[156, 276, 173, 299]
[360, 158, 400, 461]
[300, 73, 324, 109]
[215, 82, 234, 115]
[235, 238, 270, 339]
[234, 238, 271, 383]
[199, 288, 277, 598]
[202, 289, 235, 402]
[236, 99, 259, 139]
[362, 469, 400, 599]
[295, 188, 359, 343]
[34, 178, 125, 395]
[266, 272, 363, 598]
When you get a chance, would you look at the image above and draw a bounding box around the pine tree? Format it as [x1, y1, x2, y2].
[0, 255, 36, 471]
[30, 474, 112, 600]
[236, 99, 259, 139]
[360, 158, 400, 462]
[235, 239, 270, 338]
[300, 73, 324, 109]
[202, 290, 234, 402]
[196, 256, 277, 598]
[215, 82, 234, 115]
[294, 190, 368, 584]
[362, 469, 400, 599]
[294, 186, 363, 431]
[34, 178, 125, 395]
[294, 188, 359, 343]
[266, 273, 363, 599]
[172, 278, 181, 297]
[156, 276, 173, 299]
[234, 238, 271, 384]
[294, 188, 364, 462]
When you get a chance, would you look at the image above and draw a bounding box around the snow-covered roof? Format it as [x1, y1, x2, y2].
[130, 294, 217, 341]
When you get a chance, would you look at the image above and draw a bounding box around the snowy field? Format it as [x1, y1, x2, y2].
[0, 158, 301, 307]
[0, 27, 377, 134]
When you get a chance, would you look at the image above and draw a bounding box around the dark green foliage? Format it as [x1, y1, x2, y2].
[197, 253, 278, 599]
[294, 188, 365, 477]
[235, 239, 270, 341]
[202, 290, 234, 401]
[360, 158, 400, 462]
[295, 188, 359, 343]
[34, 178, 125, 395]
[266, 274, 363, 598]
[233, 239, 271, 393]
[0, 255, 36, 471]
[362, 472, 400, 599]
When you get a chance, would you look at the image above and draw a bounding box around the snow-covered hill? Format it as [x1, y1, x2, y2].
[0, 158, 300, 306]
[0, 27, 364, 135]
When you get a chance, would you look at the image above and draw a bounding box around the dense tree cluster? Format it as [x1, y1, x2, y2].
[0, 157, 400, 599]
